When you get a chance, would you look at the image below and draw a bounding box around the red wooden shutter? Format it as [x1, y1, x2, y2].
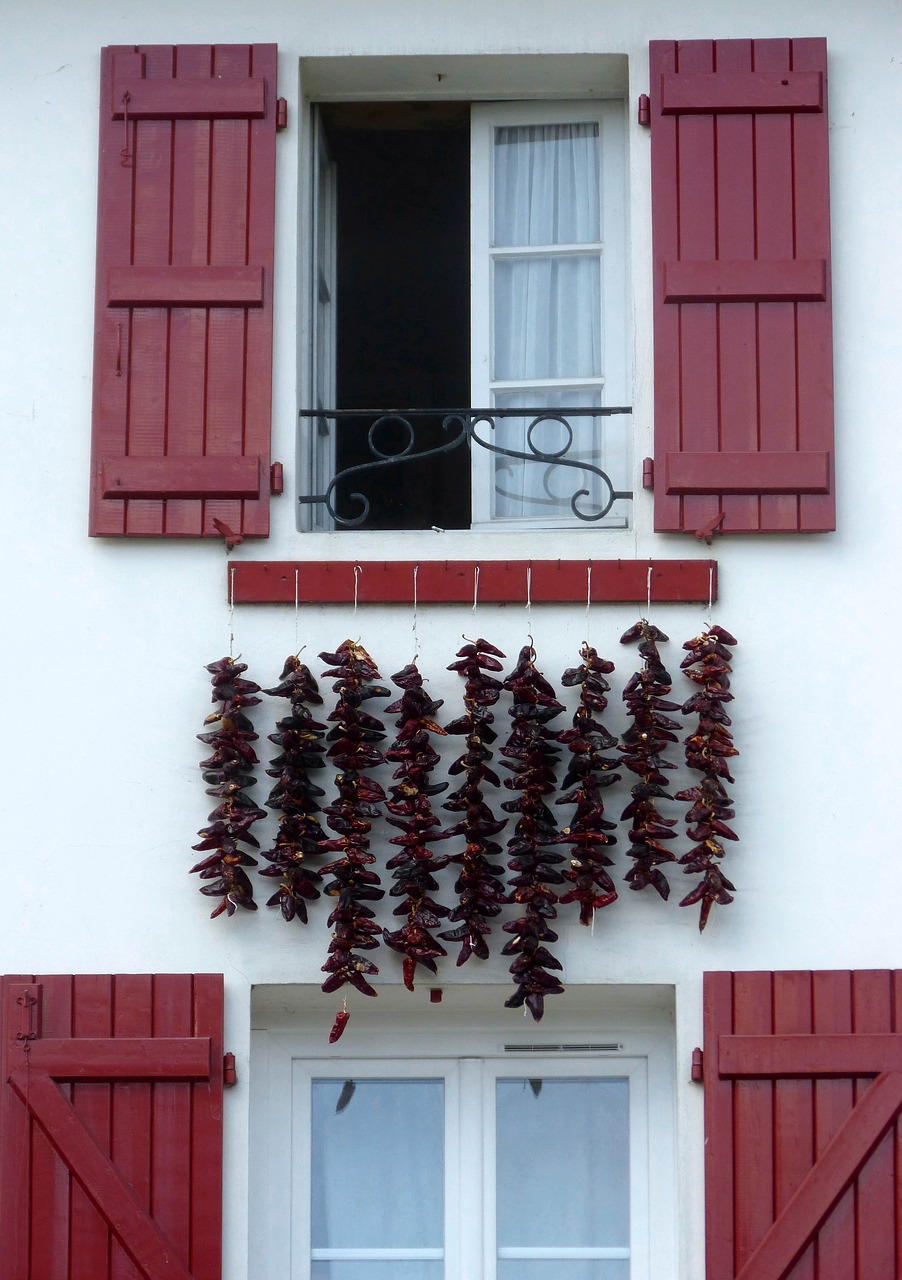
[90, 45, 278, 538]
[0, 974, 224, 1280]
[650, 40, 835, 534]
[705, 970, 902, 1279]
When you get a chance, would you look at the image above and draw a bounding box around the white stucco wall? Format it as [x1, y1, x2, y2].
[2, 1, 901, 1275]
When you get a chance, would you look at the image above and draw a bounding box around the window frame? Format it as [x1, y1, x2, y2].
[250, 997, 677, 1280]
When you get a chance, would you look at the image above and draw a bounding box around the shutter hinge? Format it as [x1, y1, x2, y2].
[691, 1047, 704, 1083]
[642, 457, 654, 490]
[12, 984, 42, 1042]
[223, 1052, 238, 1087]
[638, 94, 651, 127]
[276, 98, 289, 131]
[270, 461, 284, 495]
[694, 510, 725, 544]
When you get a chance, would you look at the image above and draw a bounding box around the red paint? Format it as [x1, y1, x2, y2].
[0, 974, 224, 1280]
[91, 45, 278, 539]
[650, 39, 834, 534]
[230, 559, 719, 605]
[704, 970, 902, 1280]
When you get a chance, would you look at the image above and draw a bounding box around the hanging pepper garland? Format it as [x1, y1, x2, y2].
[555, 644, 621, 925]
[439, 639, 510, 964]
[499, 644, 567, 1021]
[318, 641, 390, 1027]
[676, 626, 739, 930]
[258, 656, 329, 923]
[382, 662, 453, 990]
[618, 623, 681, 899]
[190, 657, 266, 917]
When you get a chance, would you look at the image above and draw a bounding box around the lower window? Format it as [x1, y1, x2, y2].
[251, 998, 676, 1280]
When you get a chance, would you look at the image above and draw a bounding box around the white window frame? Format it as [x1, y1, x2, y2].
[250, 997, 676, 1280]
[469, 98, 629, 531]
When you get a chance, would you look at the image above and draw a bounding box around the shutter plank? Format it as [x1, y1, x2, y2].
[851, 972, 897, 1279]
[110, 976, 153, 1280]
[704, 972, 736, 1280]
[675, 39, 721, 538]
[810, 972, 855, 1280]
[771, 972, 814, 1280]
[713, 39, 760, 533]
[732, 972, 775, 1275]
[151, 977, 195, 1280]
[70, 975, 116, 1280]
[753, 39, 802, 532]
[189, 975, 225, 1280]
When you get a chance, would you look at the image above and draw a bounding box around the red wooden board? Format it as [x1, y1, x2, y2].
[90, 45, 278, 539]
[650, 39, 835, 534]
[704, 971, 902, 1280]
[0, 974, 223, 1280]
[229, 558, 718, 605]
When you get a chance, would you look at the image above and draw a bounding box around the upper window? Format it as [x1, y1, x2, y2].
[303, 98, 629, 533]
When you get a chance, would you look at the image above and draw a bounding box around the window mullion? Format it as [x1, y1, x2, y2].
[456, 1058, 485, 1280]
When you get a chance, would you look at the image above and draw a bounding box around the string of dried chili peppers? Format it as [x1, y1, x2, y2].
[618, 622, 681, 899]
[439, 639, 510, 965]
[555, 644, 621, 925]
[258, 656, 328, 923]
[676, 626, 739, 930]
[382, 662, 452, 991]
[318, 642, 390, 1033]
[190, 657, 265, 918]
[500, 644, 566, 1021]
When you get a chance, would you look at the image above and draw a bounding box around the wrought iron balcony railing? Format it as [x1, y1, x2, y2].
[298, 407, 633, 527]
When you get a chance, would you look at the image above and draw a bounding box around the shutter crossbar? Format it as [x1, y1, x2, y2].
[720, 1032, 902, 1078]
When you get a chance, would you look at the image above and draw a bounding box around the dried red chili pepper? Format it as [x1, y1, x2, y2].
[190, 657, 264, 918]
[318, 641, 389, 1001]
[553, 644, 621, 925]
[257, 656, 328, 924]
[381, 662, 452, 991]
[619, 623, 679, 900]
[439, 639, 509, 965]
[499, 645, 566, 1021]
[676, 626, 739, 929]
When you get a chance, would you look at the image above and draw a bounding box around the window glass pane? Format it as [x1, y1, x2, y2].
[311, 1079, 443, 1250]
[494, 123, 600, 246]
[497, 1262, 629, 1280]
[312, 1264, 443, 1280]
[496, 1078, 629, 1249]
[493, 256, 601, 382]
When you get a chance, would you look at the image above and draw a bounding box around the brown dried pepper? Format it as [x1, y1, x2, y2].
[676, 625, 739, 929]
[554, 644, 621, 925]
[319, 642, 389, 999]
[258, 656, 328, 923]
[439, 639, 509, 965]
[619, 623, 679, 899]
[190, 657, 265, 918]
[382, 663, 452, 991]
[500, 645, 566, 1021]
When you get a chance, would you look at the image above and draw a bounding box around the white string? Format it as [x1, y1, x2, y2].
[411, 564, 419, 660]
[353, 564, 362, 616]
[228, 567, 236, 658]
[525, 563, 533, 637]
[707, 565, 714, 627]
[472, 564, 480, 615]
[294, 568, 300, 652]
[585, 561, 593, 643]
[646, 565, 653, 618]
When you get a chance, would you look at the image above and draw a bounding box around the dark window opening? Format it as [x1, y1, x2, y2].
[323, 103, 471, 530]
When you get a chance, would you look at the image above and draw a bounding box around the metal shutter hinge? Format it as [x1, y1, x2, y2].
[638, 94, 651, 127]
[270, 461, 284, 495]
[223, 1052, 238, 1087]
[691, 1047, 704, 1083]
[276, 98, 288, 131]
[13, 984, 42, 1042]
[642, 457, 654, 489]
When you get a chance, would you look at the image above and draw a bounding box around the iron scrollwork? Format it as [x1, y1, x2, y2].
[298, 407, 633, 526]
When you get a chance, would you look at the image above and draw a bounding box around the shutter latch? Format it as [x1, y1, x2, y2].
[694, 510, 726, 544]
[691, 1047, 704, 1083]
[12, 984, 42, 1042]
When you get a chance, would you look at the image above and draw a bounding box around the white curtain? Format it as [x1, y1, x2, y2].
[491, 123, 603, 519]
